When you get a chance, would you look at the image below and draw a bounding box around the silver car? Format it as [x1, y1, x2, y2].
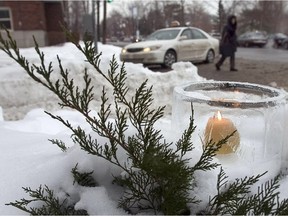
[237, 31, 268, 48]
[120, 27, 219, 68]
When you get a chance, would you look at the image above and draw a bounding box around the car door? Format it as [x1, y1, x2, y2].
[177, 29, 197, 61]
[190, 29, 210, 60]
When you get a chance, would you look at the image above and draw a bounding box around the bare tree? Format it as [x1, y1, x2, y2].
[106, 10, 130, 40]
[225, 0, 247, 16]
[63, 0, 90, 41]
[257, 1, 286, 33]
[216, 0, 226, 33]
[105, 0, 217, 39]
[186, 1, 213, 32]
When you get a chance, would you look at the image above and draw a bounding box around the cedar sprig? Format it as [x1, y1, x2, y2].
[5, 185, 87, 215]
[207, 167, 266, 215]
[71, 163, 98, 187]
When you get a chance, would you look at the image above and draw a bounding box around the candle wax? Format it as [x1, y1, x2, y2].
[204, 116, 240, 154]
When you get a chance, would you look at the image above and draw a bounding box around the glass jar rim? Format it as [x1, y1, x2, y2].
[174, 81, 288, 108]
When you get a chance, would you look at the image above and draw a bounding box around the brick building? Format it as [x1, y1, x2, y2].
[0, 0, 66, 47]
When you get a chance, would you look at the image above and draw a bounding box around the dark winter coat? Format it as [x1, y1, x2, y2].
[220, 15, 237, 57]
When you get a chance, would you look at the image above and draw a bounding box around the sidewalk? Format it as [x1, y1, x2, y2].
[197, 57, 288, 90]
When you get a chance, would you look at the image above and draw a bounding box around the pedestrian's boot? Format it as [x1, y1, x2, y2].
[230, 68, 238, 72]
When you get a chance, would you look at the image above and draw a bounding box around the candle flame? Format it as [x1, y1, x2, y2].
[216, 111, 222, 120]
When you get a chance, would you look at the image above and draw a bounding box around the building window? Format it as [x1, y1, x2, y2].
[0, 8, 12, 30]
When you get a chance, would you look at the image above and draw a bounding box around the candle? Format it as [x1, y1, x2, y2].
[204, 111, 240, 154]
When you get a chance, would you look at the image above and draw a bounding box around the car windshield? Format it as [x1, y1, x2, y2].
[146, 29, 181, 40]
[246, 32, 265, 38]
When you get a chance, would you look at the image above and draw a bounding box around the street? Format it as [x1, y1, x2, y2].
[109, 39, 288, 70]
[108, 39, 288, 89]
[237, 40, 288, 63]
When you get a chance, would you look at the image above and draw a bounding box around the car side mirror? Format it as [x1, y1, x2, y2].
[179, 35, 188, 41]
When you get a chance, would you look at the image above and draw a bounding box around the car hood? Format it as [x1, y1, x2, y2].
[124, 40, 173, 48]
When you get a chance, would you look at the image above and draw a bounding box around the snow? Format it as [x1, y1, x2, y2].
[0, 41, 288, 215]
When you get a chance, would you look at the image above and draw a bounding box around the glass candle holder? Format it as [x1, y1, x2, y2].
[172, 81, 288, 177]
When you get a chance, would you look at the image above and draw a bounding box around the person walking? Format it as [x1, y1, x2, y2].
[215, 15, 238, 72]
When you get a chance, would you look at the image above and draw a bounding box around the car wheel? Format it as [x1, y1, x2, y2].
[205, 49, 215, 63]
[162, 50, 177, 68]
[284, 43, 288, 50]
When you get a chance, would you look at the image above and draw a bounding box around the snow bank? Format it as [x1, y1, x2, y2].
[0, 42, 204, 120]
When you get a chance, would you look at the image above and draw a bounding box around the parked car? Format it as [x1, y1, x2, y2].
[237, 31, 268, 48]
[273, 33, 288, 49]
[120, 27, 219, 68]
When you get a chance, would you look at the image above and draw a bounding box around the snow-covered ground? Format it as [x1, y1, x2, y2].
[1, 42, 288, 215]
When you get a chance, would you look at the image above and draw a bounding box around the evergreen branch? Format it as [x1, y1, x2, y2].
[129, 82, 162, 130]
[175, 107, 196, 158]
[217, 167, 229, 194]
[115, 170, 159, 213]
[44, 111, 128, 171]
[114, 102, 128, 145]
[44, 112, 107, 159]
[0, 30, 45, 86]
[108, 56, 129, 102]
[0, 29, 95, 116]
[49, 139, 68, 152]
[192, 131, 237, 173]
[66, 31, 166, 145]
[71, 163, 98, 187]
[274, 197, 288, 215]
[65, 29, 168, 171]
[208, 169, 266, 215]
[64, 29, 108, 81]
[251, 175, 281, 215]
[5, 185, 87, 215]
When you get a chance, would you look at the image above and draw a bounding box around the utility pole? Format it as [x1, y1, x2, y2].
[181, 0, 185, 26]
[92, 0, 98, 53]
[97, 0, 100, 42]
[102, 0, 107, 44]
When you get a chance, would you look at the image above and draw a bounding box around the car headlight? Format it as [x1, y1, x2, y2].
[121, 48, 127, 54]
[143, 45, 161, 52]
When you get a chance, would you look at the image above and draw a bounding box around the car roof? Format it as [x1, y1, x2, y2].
[156, 27, 199, 31]
[275, 33, 287, 37]
[240, 31, 266, 36]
